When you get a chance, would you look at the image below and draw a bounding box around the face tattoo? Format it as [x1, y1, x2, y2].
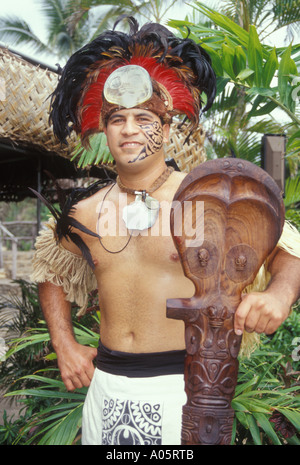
[129, 120, 164, 164]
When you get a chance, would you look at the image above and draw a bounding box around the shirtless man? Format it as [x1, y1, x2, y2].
[33, 19, 300, 445]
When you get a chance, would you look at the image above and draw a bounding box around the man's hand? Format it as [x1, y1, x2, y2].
[56, 341, 97, 391]
[234, 291, 291, 336]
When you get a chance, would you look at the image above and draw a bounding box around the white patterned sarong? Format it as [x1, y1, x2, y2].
[82, 347, 186, 445]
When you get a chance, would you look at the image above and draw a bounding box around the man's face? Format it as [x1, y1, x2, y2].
[104, 108, 170, 167]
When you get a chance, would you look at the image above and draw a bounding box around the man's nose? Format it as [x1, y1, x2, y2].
[121, 118, 139, 135]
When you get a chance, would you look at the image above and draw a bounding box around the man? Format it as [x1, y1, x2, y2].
[32, 18, 300, 445]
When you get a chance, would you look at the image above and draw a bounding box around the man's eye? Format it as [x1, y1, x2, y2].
[138, 117, 151, 124]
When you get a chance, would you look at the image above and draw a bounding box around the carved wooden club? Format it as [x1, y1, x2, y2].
[167, 158, 285, 445]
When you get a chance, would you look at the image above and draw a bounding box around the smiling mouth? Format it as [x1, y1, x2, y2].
[120, 141, 143, 149]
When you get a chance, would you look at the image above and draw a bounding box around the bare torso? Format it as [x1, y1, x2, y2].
[62, 170, 195, 353]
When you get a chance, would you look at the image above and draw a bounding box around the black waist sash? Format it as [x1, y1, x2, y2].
[96, 341, 186, 378]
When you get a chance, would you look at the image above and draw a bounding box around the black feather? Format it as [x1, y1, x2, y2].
[49, 15, 216, 145]
[30, 179, 114, 269]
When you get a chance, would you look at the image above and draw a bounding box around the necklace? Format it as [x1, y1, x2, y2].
[97, 167, 174, 254]
[97, 182, 133, 254]
[117, 166, 174, 231]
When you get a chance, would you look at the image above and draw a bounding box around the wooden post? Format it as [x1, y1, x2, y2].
[0, 230, 3, 269]
[11, 238, 17, 280]
[167, 158, 285, 445]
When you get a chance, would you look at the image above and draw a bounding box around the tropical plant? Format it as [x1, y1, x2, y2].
[0, 0, 137, 61]
[0, 279, 52, 392]
[219, 0, 300, 40]
[0, 0, 186, 63]
[2, 320, 99, 445]
[0, 0, 87, 61]
[169, 2, 300, 174]
[0, 280, 100, 444]
[284, 175, 300, 229]
[71, 132, 113, 168]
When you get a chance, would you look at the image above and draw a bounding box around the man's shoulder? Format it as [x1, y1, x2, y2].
[69, 179, 115, 216]
[173, 171, 188, 183]
[162, 170, 187, 198]
[73, 180, 110, 205]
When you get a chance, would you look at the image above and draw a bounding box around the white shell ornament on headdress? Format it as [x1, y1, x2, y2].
[103, 65, 153, 108]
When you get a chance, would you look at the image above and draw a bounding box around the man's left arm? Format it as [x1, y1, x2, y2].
[234, 248, 300, 336]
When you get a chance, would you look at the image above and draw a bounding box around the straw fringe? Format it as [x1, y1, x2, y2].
[277, 220, 300, 258]
[239, 220, 300, 358]
[30, 218, 97, 316]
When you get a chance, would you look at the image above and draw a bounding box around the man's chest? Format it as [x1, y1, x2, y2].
[79, 197, 180, 271]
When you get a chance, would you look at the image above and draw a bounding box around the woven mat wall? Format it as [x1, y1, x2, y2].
[0, 47, 206, 171]
[0, 47, 75, 158]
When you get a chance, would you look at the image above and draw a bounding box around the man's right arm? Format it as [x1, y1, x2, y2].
[39, 281, 97, 391]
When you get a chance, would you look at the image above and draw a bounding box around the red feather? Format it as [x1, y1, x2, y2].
[79, 55, 198, 144]
[129, 56, 197, 118]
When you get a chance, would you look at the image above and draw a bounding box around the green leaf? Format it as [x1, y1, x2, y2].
[17, 374, 65, 389]
[287, 435, 300, 445]
[236, 411, 250, 429]
[253, 413, 281, 445]
[284, 176, 300, 208]
[37, 404, 83, 445]
[231, 400, 249, 412]
[221, 42, 236, 79]
[247, 414, 262, 445]
[277, 408, 300, 431]
[199, 43, 223, 77]
[246, 87, 276, 97]
[249, 100, 278, 117]
[71, 132, 113, 168]
[193, 2, 250, 46]
[236, 68, 255, 82]
[44, 352, 57, 360]
[278, 44, 298, 109]
[248, 25, 263, 87]
[262, 47, 278, 88]
[5, 331, 50, 357]
[216, 76, 230, 96]
[5, 388, 85, 401]
[230, 417, 237, 444]
[234, 376, 259, 397]
[233, 396, 272, 414]
[233, 45, 247, 76]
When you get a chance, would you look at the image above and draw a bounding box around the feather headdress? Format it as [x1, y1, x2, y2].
[50, 16, 216, 148]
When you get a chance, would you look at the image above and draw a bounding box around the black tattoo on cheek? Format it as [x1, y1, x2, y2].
[128, 121, 164, 164]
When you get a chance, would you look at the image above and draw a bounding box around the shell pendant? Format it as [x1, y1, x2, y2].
[122, 194, 160, 231]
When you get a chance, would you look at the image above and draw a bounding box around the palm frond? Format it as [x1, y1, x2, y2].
[71, 133, 114, 168]
[284, 176, 300, 208]
[0, 16, 50, 54]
